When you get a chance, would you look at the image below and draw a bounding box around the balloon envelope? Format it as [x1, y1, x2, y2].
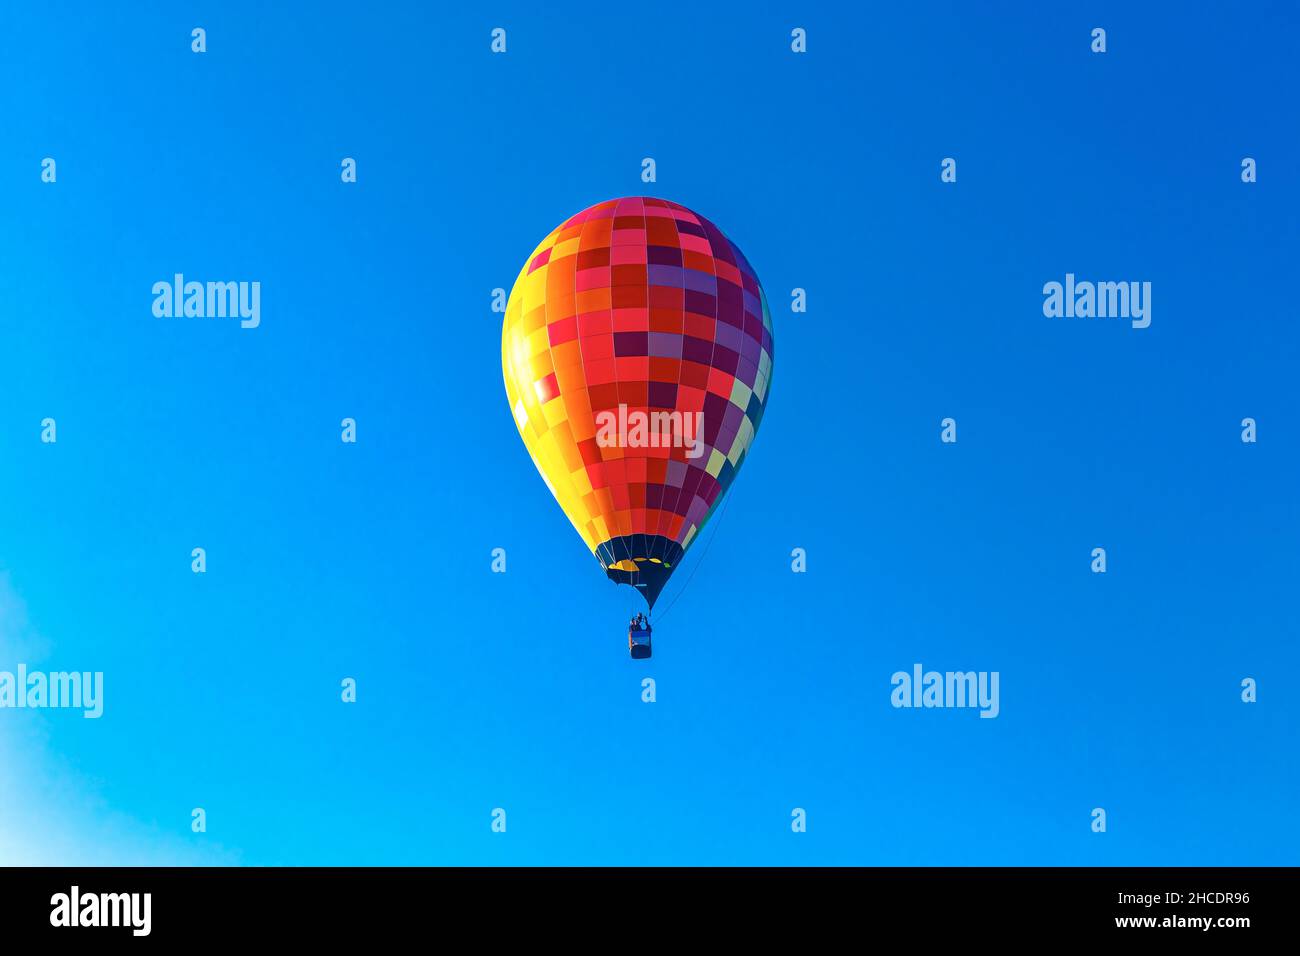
[502, 197, 774, 607]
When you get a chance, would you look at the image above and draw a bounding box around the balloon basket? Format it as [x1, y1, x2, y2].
[628, 626, 653, 659]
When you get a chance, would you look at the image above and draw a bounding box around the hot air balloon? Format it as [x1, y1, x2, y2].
[501, 197, 774, 656]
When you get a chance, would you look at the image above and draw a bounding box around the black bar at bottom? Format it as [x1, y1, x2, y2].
[0, 866, 1287, 941]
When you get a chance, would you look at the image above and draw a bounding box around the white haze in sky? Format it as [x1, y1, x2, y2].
[0, 573, 240, 865]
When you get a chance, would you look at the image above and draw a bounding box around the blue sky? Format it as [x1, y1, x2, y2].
[0, 1, 1296, 865]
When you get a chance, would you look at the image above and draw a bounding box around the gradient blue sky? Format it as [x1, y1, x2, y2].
[1, 2, 1297, 865]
